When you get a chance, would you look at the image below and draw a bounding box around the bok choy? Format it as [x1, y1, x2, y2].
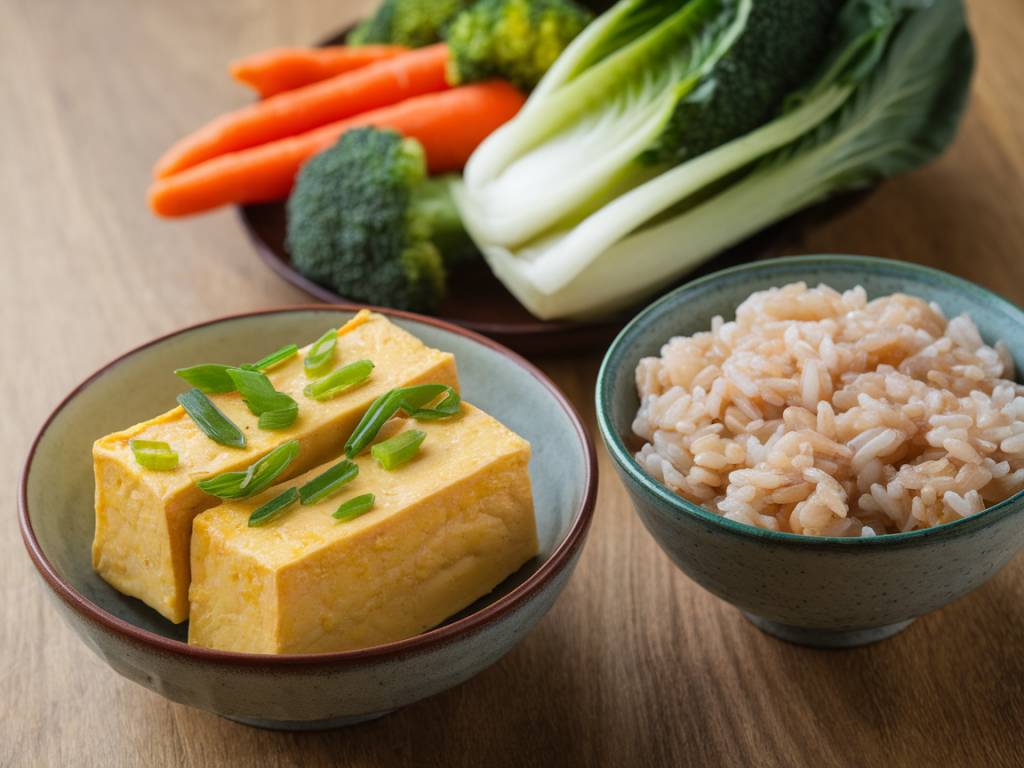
[456, 0, 974, 320]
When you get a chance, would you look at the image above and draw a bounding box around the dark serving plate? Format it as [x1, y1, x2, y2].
[237, 202, 827, 356]
[238, 15, 864, 357]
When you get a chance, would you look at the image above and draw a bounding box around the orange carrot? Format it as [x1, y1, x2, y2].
[230, 46, 408, 99]
[154, 44, 451, 179]
[148, 82, 526, 218]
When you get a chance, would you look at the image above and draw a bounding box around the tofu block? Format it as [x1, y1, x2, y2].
[188, 404, 538, 654]
[93, 311, 458, 623]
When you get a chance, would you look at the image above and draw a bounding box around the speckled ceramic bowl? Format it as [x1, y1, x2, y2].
[20, 306, 596, 729]
[597, 255, 1024, 648]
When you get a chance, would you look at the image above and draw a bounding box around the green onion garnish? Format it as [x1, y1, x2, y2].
[344, 390, 404, 457]
[258, 401, 299, 431]
[129, 439, 179, 471]
[227, 367, 297, 417]
[176, 345, 300, 393]
[174, 364, 235, 394]
[177, 388, 246, 448]
[344, 385, 460, 457]
[303, 359, 374, 401]
[248, 487, 299, 527]
[196, 439, 299, 499]
[250, 344, 299, 372]
[333, 493, 375, 521]
[304, 329, 338, 379]
[371, 430, 426, 470]
[298, 459, 358, 505]
[399, 384, 461, 420]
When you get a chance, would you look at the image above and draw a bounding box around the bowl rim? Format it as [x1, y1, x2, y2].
[596, 253, 1024, 549]
[20, 304, 598, 666]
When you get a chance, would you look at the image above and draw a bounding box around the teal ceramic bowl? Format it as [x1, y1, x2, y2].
[597, 255, 1024, 648]
[20, 306, 596, 729]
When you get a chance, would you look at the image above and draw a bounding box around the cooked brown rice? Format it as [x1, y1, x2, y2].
[632, 282, 1024, 537]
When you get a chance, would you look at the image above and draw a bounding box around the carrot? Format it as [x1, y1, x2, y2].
[230, 46, 408, 99]
[148, 82, 527, 218]
[154, 44, 451, 179]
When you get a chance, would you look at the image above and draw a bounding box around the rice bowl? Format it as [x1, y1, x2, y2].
[597, 255, 1024, 646]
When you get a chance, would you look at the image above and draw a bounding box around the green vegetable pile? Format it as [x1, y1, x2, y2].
[457, 0, 975, 320]
[290, 0, 593, 311]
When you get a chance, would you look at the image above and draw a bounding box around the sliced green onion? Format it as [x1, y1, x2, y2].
[344, 384, 460, 457]
[372, 430, 426, 470]
[298, 459, 358, 505]
[333, 493, 375, 521]
[304, 329, 338, 379]
[248, 487, 299, 527]
[129, 439, 179, 471]
[238, 461, 260, 493]
[226, 367, 298, 431]
[227, 367, 297, 417]
[196, 439, 299, 499]
[258, 401, 299, 430]
[344, 390, 405, 457]
[177, 389, 246, 448]
[174, 364, 235, 394]
[250, 344, 299, 372]
[303, 359, 374, 401]
[177, 345, 299, 392]
[399, 384, 461, 420]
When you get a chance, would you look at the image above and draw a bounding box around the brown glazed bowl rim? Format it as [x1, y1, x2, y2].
[19, 304, 598, 667]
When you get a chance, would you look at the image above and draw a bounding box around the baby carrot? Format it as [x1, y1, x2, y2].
[148, 81, 526, 218]
[230, 46, 407, 99]
[154, 44, 450, 179]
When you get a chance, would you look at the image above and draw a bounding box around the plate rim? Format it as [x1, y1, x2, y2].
[237, 206, 626, 340]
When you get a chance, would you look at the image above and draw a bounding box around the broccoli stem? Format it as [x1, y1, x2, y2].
[407, 176, 480, 267]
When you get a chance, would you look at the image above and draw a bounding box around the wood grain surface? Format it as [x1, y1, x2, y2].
[3, 1, 1023, 766]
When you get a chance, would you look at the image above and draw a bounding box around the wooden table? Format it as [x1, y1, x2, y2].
[4, 1, 1023, 765]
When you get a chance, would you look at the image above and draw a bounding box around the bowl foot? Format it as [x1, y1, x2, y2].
[224, 710, 393, 731]
[742, 612, 915, 648]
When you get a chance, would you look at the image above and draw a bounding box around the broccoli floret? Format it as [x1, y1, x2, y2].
[349, 0, 593, 88]
[347, 0, 474, 48]
[287, 128, 476, 312]
[642, 0, 846, 165]
[446, 0, 594, 90]
[446, 0, 593, 90]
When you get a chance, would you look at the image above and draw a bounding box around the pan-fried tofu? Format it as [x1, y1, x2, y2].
[92, 311, 458, 623]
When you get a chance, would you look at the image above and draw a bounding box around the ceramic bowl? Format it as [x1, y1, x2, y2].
[20, 306, 597, 729]
[597, 255, 1024, 648]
